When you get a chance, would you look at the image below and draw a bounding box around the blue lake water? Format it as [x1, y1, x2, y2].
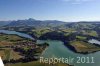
[0, 30, 34, 40]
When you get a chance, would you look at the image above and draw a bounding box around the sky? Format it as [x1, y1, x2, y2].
[0, 0, 100, 22]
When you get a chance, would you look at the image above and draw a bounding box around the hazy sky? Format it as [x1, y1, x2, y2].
[0, 0, 100, 22]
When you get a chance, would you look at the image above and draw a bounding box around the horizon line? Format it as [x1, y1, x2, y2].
[0, 18, 100, 23]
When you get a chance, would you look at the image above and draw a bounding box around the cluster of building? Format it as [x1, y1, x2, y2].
[13, 41, 38, 49]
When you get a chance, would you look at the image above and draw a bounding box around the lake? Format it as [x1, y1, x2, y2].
[0, 30, 34, 40]
[0, 30, 100, 66]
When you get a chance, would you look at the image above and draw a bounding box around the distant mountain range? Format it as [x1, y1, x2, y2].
[3, 18, 67, 28]
[0, 18, 100, 30]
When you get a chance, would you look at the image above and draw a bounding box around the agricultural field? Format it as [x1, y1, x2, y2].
[70, 40, 100, 53]
[0, 33, 49, 65]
